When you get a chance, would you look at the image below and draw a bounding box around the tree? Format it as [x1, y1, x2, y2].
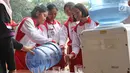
[10, 0, 35, 22]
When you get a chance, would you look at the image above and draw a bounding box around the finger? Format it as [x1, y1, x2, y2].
[29, 50, 35, 55]
[30, 46, 36, 50]
[65, 56, 70, 65]
[64, 55, 68, 63]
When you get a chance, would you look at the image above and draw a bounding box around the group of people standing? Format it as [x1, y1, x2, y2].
[0, 0, 98, 73]
[14, 2, 98, 73]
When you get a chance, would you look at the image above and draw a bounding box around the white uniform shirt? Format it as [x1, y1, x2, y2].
[40, 20, 61, 44]
[72, 19, 97, 55]
[59, 21, 78, 46]
[15, 18, 52, 46]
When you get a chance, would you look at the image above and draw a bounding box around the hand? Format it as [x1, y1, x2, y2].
[59, 45, 65, 54]
[9, 70, 16, 73]
[59, 45, 64, 49]
[64, 54, 70, 65]
[22, 46, 35, 55]
[64, 53, 75, 65]
[68, 53, 75, 59]
[52, 40, 56, 43]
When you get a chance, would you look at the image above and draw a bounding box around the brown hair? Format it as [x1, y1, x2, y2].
[74, 3, 88, 17]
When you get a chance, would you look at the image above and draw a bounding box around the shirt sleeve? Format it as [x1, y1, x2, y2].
[11, 37, 23, 50]
[88, 20, 97, 29]
[72, 30, 80, 55]
[21, 18, 52, 45]
[59, 25, 68, 46]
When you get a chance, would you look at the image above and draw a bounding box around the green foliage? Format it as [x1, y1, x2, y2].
[56, 10, 67, 24]
[10, 0, 67, 23]
[83, 2, 91, 9]
[53, 0, 67, 24]
[10, 0, 35, 22]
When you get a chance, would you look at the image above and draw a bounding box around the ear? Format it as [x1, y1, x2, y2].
[36, 11, 40, 17]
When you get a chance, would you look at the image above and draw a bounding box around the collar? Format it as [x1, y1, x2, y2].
[31, 18, 38, 27]
[68, 17, 73, 22]
[45, 19, 56, 24]
[78, 16, 91, 26]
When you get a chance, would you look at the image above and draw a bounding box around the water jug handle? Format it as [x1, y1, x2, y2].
[119, 1, 129, 14]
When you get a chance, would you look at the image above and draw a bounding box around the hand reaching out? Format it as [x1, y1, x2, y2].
[64, 53, 75, 65]
[21, 46, 35, 55]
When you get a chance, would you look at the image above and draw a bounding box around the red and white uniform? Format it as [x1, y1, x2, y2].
[41, 19, 66, 69]
[41, 19, 62, 44]
[15, 17, 52, 70]
[59, 17, 78, 47]
[71, 17, 97, 72]
[59, 17, 78, 72]
[72, 17, 96, 55]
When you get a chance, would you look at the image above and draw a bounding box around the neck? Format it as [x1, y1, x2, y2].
[47, 18, 54, 22]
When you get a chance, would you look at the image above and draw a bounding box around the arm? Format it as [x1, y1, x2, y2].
[11, 37, 23, 50]
[64, 30, 80, 62]
[21, 18, 52, 45]
[71, 30, 80, 56]
[11, 37, 35, 54]
[59, 25, 68, 46]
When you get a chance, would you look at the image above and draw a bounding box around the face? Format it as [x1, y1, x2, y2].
[47, 8, 57, 21]
[37, 11, 48, 24]
[64, 6, 72, 16]
[72, 7, 82, 21]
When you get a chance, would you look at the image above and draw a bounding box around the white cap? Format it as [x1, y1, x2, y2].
[0, 0, 12, 19]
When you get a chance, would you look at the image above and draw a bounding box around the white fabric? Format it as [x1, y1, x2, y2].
[0, 0, 12, 19]
[15, 18, 52, 46]
[59, 22, 78, 46]
[59, 25, 68, 46]
[40, 21, 61, 44]
[72, 20, 97, 55]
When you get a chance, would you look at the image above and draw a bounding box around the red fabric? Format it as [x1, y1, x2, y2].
[42, 19, 61, 43]
[15, 17, 29, 41]
[44, 19, 66, 69]
[45, 19, 57, 24]
[70, 49, 83, 72]
[74, 17, 91, 33]
[51, 40, 56, 43]
[5, 23, 11, 27]
[68, 46, 83, 72]
[78, 17, 91, 26]
[70, 52, 76, 59]
[11, 20, 18, 27]
[95, 22, 99, 26]
[15, 51, 28, 70]
[15, 17, 29, 70]
[43, 19, 61, 31]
